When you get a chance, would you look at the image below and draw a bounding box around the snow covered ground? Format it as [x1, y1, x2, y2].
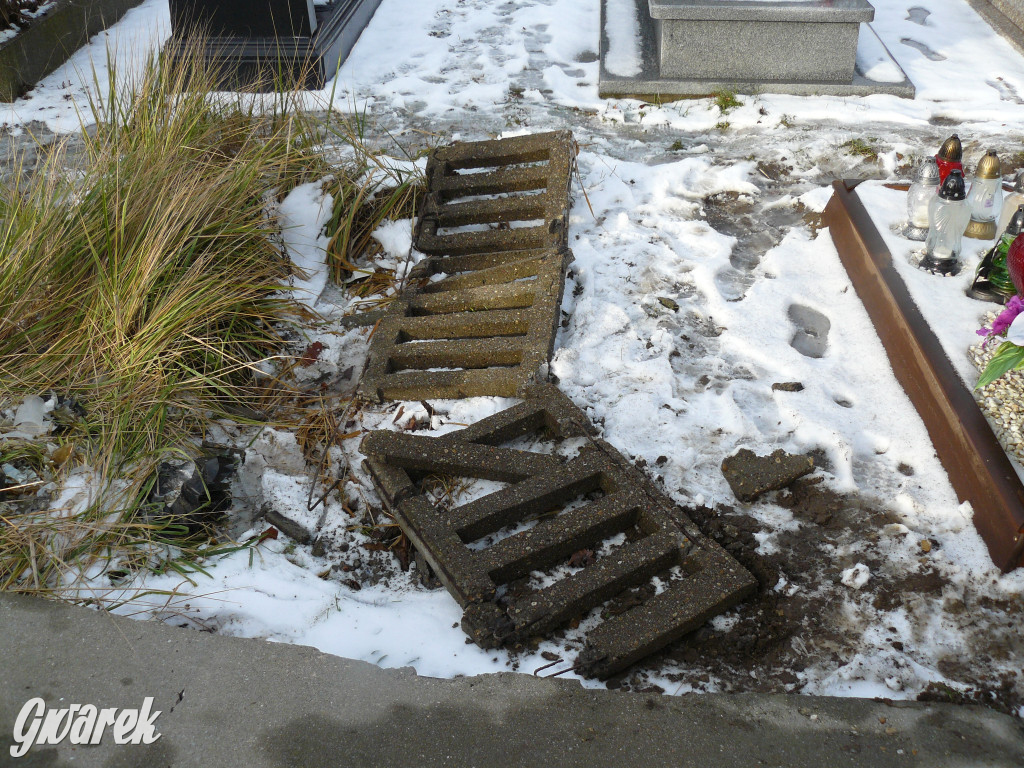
[4, 0, 1024, 712]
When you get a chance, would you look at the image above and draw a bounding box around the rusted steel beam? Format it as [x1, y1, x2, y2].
[823, 180, 1024, 572]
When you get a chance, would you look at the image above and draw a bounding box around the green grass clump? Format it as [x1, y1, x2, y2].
[0, 44, 325, 594]
[712, 90, 742, 114]
[843, 138, 880, 161]
[324, 133, 426, 301]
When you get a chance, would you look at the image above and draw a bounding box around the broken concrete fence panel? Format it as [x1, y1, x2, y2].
[360, 385, 756, 678]
[357, 250, 569, 401]
[416, 130, 575, 258]
[359, 131, 576, 403]
[577, 544, 756, 679]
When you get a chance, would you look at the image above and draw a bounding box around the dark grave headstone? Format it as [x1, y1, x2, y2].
[165, 0, 385, 89]
[170, 0, 317, 38]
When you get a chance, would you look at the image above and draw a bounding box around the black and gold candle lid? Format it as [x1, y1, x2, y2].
[1007, 205, 1024, 237]
[938, 169, 966, 200]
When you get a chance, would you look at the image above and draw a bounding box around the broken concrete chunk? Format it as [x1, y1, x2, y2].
[721, 448, 815, 503]
[260, 470, 326, 544]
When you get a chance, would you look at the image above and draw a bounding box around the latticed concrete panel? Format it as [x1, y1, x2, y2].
[414, 130, 576, 264]
[360, 385, 756, 679]
[358, 130, 577, 402]
[357, 249, 568, 401]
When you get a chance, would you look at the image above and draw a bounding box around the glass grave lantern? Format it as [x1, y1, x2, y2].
[904, 157, 939, 241]
[969, 205, 1024, 303]
[1008, 226, 1024, 297]
[934, 134, 963, 185]
[998, 170, 1024, 234]
[964, 151, 1003, 241]
[166, 0, 385, 89]
[922, 169, 970, 274]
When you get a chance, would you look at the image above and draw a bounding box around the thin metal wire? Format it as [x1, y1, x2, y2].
[532, 658, 563, 676]
[535, 658, 598, 679]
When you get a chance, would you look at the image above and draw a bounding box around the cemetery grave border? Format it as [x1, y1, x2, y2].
[598, 0, 915, 99]
[0, 0, 143, 102]
[823, 179, 1024, 573]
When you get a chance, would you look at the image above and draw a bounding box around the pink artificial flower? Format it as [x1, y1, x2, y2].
[978, 295, 1024, 342]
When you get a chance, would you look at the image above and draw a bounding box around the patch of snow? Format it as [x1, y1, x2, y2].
[279, 180, 334, 309]
[11, 395, 54, 438]
[604, 0, 642, 77]
[841, 563, 871, 589]
[856, 24, 906, 84]
[371, 219, 413, 260]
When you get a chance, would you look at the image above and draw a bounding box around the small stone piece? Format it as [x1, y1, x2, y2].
[264, 507, 318, 545]
[771, 381, 805, 392]
[721, 448, 815, 502]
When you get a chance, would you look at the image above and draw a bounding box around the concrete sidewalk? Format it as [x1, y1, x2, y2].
[2, 592, 1023, 767]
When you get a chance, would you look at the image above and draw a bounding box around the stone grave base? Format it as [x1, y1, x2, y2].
[599, 0, 915, 99]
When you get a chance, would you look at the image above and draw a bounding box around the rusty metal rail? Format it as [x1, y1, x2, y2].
[823, 179, 1024, 572]
[360, 385, 755, 678]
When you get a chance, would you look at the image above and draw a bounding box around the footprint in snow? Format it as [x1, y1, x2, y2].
[986, 78, 1024, 104]
[905, 6, 931, 25]
[900, 38, 946, 61]
[788, 304, 831, 358]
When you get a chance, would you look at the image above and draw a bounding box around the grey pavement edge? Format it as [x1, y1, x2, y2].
[2, 593, 1024, 767]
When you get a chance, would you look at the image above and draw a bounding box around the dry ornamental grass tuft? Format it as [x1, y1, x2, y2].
[0, 42, 329, 595]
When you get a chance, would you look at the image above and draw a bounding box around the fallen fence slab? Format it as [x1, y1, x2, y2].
[823, 179, 1024, 572]
[357, 249, 568, 401]
[414, 130, 576, 265]
[358, 131, 577, 402]
[360, 384, 756, 678]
